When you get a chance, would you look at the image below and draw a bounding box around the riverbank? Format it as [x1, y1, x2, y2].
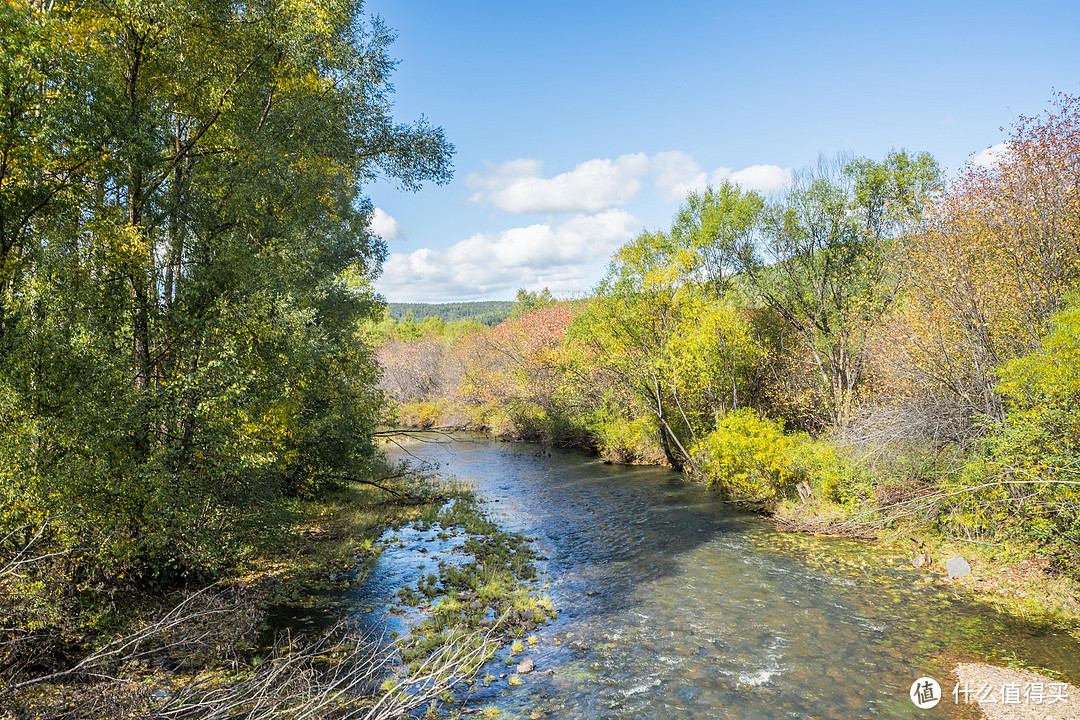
[0, 465, 550, 719]
[772, 498, 1080, 639]
[0, 472, 424, 718]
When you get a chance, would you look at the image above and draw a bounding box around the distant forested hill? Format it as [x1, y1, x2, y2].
[387, 301, 515, 326]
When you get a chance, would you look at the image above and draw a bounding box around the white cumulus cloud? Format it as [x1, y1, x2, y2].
[715, 164, 794, 194]
[653, 153, 793, 200]
[467, 154, 650, 214]
[376, 209, 639, 302]
[972, 142, 1012, 168]
[651, 151, 710, 202]
[368, 207, 402, 240]
[467, 151, 793, 216]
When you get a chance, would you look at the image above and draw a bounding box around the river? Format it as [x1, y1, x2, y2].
[356, 435, 1080, 719]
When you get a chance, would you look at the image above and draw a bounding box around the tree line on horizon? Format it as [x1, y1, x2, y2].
[386, 301, 515, 326]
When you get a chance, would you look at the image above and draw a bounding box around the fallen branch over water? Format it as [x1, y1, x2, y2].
[4, 612, 501, 720]
[315, 473, 414, 500]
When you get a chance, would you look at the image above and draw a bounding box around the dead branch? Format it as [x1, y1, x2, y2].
[314, 473, 411, 499]
[371, 429, 456, 442]
[155, 623, 499, 720]
[0, 515, 76, 581]
[0, 584, 237, 698]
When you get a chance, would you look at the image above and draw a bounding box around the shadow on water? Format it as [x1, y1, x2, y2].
[356, 434, 1080, 720]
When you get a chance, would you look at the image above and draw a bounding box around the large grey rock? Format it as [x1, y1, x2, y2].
[516, 658, 535, 674]
[946, 555, 971, 579]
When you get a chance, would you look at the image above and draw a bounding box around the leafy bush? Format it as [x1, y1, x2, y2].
[393, 399, 450, 429]
[587, 412, 665, 465]
[691, 409, 854, 503]
[941, 304, 1080, 562]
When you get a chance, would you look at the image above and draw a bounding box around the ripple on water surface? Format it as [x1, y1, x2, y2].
[365, 436, 1079, 720]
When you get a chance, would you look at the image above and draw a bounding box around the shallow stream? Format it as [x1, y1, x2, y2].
[355, 435, 1080, 719]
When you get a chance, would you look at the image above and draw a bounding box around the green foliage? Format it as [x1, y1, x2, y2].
[585, 410, 664, 465]
[512, 287, 556, 319]
[571, 185, 772, 468]
[387, 301, 514, 326]
[845, 149, 941, 240]
[734, 156, 927, 426]
[665, 294, 762, 425]
[691, 408, 852, 503]
[692, 409, 792, 500]
[998, 303, 1080, 410]
[0, 0, 452, 606]
[940, 303, 1080, 564]
[736, 151, 942, 428]
[672, 183, 765, 294]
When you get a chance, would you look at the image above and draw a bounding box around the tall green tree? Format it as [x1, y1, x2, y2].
[579, 208, 761, 470]
[0, 0, 452, 590]
[737, 150, 940, 428]
[671, 182, 765, 296]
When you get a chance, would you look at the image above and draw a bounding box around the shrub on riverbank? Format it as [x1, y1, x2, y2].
[938, 302, 1080, 569]
[691, 408, 858, 504]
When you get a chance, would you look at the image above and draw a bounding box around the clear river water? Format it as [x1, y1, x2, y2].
[354, 435, 1080, 719]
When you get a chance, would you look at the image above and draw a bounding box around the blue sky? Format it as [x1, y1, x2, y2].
[362, 0, 1080, 303]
